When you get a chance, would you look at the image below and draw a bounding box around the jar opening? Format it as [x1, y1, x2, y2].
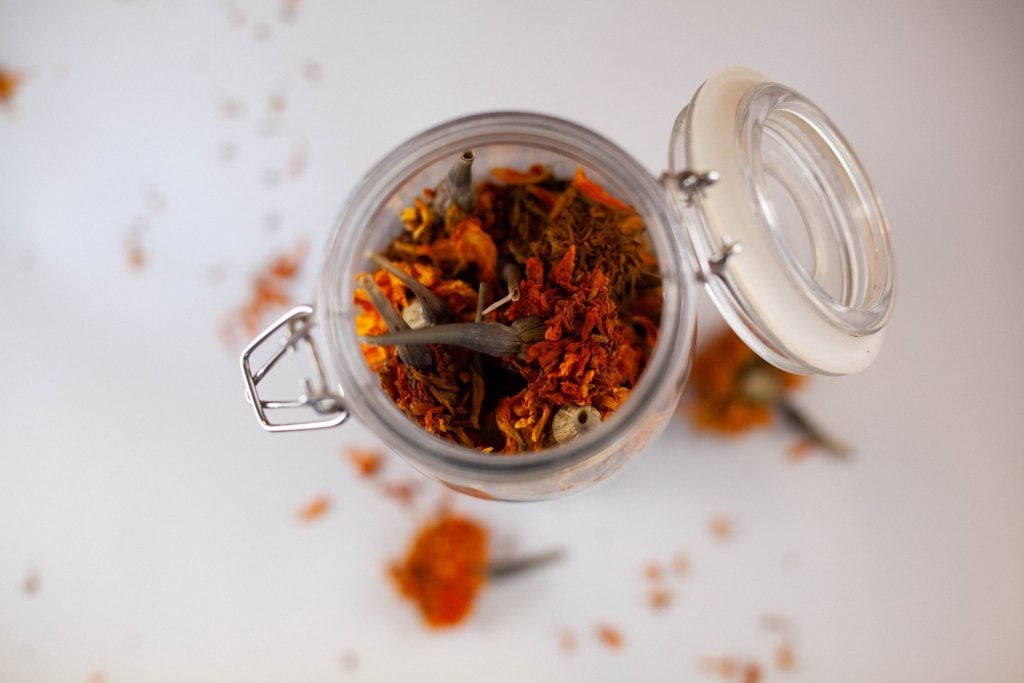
[317, 112, 696, 493]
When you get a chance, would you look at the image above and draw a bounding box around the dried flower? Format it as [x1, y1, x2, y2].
[389, 514, 488, 628]
[686, 328, 849, 456]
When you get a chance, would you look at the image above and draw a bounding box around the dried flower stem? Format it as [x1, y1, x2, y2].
[487, 548, 564, 579]
[358, 274, 432, 369]
[362, 317, 545, 358]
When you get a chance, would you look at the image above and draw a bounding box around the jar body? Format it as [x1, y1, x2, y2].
[316, 113, 697, 500]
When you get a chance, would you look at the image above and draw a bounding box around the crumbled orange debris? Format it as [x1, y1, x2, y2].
[223, 240, 307, 341]
[649, 588, 671, 610]
[346, 447, 384, 478]
[0, 68, 20, 106]
[686, 328, 806, 434]
[559, 628, 577, 653]
[595, 623, 624, 650]
[297, 495, 330, 522]
[644, 562, 664, 581]
[776, 641, 796, 671]
[709, 515, 734, 541]
[671, 551, 691, 576]
[389, 514, 488, 628]
[23, 568, 40, 595]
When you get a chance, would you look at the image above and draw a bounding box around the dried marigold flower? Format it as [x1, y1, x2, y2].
[686, 328, 806, 434]
[390, 514, 488, 628]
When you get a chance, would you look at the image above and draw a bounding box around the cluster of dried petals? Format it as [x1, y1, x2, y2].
[224, 241, 308, 340]
[389, 514, 488, 628]
[686, 328, 806, 434]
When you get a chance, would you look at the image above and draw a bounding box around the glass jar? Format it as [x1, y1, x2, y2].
[240, 68, 895, 501]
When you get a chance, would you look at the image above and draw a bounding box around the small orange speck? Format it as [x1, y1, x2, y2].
[253, 22, 272, 42]
[743, 662, 763, 683]
[671, 551, 691, 576]
[297, 495, 330, 521]
[776, 641, 796, 671]
[558, 628, 576, 653]
[346, 447, 384, 478]
[126, 241, 146, 272]
[595, 624, 623, 650]
[302, 61, 323, 82]
[709, 515, 733, 541]
[699, 656, 739, 677]
[787, 439, 815, 461]
[22, 568, 40, 595]
[643, 562, 663, 581]
[267, 92, 287, 114]
[0, 68, 22, 105]
[339, 650, 358, 671]
[649, 588, 671, 610]
[381, 481, 418, 507]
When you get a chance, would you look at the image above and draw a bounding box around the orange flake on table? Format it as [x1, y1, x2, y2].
[346, 447, 384, 478]
[380, 480, 419, 507]
[643, 561, 664, 581]
[595, 623, 624, 650]
[709, 515, 733, 541]
[776, 641, 796, 671]
[297, 495, 330, 522]
[0, 68, 21, 106]
[559, 628, 577, 654]
[699, 656, 740, 677]
[649, 587, 671, 610]
[743, 662, 763, 683]
[389, 514, 488, 628]
[223, 240, 307, 341]
[125, 239, 146, 272]
[787, 438, 815, 461]
[671, 551, 691, 576]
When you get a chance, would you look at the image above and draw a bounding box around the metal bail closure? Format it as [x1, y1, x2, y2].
[667, 67, 896, 376]
[240, 305, 349, 432]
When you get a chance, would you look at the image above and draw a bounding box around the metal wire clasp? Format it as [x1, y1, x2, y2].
[240, 305, 349, 432]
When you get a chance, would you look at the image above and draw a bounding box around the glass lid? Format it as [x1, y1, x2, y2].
[667, 67, 895, 376]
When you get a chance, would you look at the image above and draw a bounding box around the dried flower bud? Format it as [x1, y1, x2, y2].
[432, 150, 476, 215]
[551, 405, 602, 443]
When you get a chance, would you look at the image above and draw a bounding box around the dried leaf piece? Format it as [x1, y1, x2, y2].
[297, 495, 330, 521]
[346, 447, 384, 478]
[22, 568, 40, 595]
[709, 515, 733, 541]
[389, 514, 487, 628]
[595, 624, 624, 650]
[776, 641, 796, 671]
[572, 167, 631, 212]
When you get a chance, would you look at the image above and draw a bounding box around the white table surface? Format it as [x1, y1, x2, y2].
[2, 1, 1022, 681]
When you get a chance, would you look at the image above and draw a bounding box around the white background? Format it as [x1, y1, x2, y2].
[1, 1, 1022, 681]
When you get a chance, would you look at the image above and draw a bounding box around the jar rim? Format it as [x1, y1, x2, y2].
[316, 111, 696, 481]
